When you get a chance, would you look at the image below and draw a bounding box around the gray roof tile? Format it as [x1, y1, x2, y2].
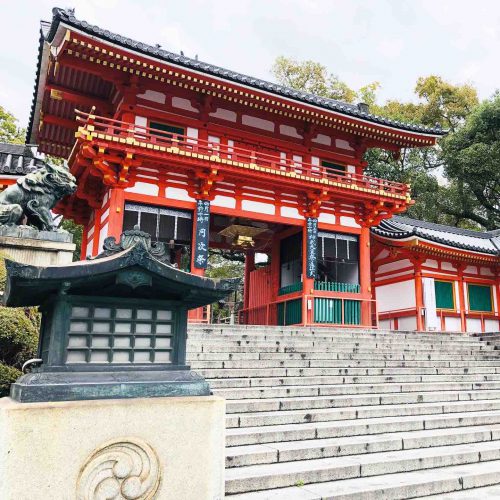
[27, 8, 446, 143]
[372, 216, 500, 256]
[0, 142, 45, 175]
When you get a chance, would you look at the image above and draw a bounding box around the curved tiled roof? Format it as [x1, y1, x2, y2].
[372, 216, 500, 256]
[0, 143, 45, 176]
[27, 7, 446, 143]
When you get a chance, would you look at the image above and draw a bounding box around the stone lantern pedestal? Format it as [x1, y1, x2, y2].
[0, 228, 237, 499]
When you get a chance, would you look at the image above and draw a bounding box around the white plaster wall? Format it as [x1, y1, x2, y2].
[445, 316, 462, 332]
[137, 89, 166, 104]
[172, 96, 198, 113]
[376, 279, 416, 313]
[280, 207, 303, 219]
[100, 208, 110, 224]
[241, 200, 275, 215]
[85, 238, 94, 258]
[212, 195, 236, 209]
[466, 318, 482, 333]
[312, 134, 331, 146]
[441, 262, 456, 271]
[485, 319, 499, 332]
[209, 108, 237, 122]
[98, 223, 109, 252]
[465, 265, 478, 274]
[375, 271, 415, 282]
[425, 259, 439, 269]
[186, 127, 199, 144]
[398, 316, 417, 331]
[378, 259, 411, 275]
[318, 212, 336, 224]
[242, 115, 274, 132]
[481, 267, 495, 276]
[336, 139, 353, 150]
[165, 187, 194, 202]
[455, 281, 461, 312]
[340, 216, 360, 228]
[379, 319, 391, 330]
[279, 124, 302, 138]
[422, 277, 439, 331]
[125, 182, 159, 196]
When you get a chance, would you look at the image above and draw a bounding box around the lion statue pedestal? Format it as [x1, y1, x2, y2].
[0, 161, 77, 265]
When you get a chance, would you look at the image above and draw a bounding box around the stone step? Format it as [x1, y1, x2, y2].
[255, 352, 499, 361]
[226, 410, 500, 447]
[214, 381, 500, 400]
[225, 389, 500, 414]
[209, 374, 500, 389]
[422, 483, 500, 498]
[188, 336, 486, 347]
[226, 424, 500, 468]
[187, 354, 500, 367]
[188, 325, 469, 338]
[187, 343, 493, 354]
[190, 360, 500, 373]
[203, 368, 500, 381]
[226, 399, 500, 429]
[225, 459, 500, 499]
[225, 440, 500, 494]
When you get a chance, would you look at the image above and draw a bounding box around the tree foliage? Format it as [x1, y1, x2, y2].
[0, 252, 39, 396]
[441, 94, 500, 229]
[271, 57, 490, 229]
[0, 106, 25, 144]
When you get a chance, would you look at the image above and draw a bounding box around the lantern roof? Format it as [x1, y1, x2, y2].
[4, 226, 238, 308]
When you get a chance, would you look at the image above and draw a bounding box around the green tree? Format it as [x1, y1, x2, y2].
[0, 253, 39, 397]
[271, 57, 482, 227]
[61, 218, 83, 260]
[0, 106, 25, 143]
[441, 94, 500, 230]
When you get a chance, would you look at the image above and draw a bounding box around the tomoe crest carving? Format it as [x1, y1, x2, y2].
[77, 438, 161, 499]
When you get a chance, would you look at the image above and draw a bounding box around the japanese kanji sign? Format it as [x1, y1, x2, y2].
[194, 199, 210, 269]
[306, 217, 318, 279]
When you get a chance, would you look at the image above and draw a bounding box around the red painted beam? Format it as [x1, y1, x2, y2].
[45, 84, 113, 114]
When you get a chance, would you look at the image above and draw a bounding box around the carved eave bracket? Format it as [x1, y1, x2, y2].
[188, 167, 223, 200]
[300, 190, 330, 218]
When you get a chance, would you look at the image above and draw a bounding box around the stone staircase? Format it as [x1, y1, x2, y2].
[187, 325, 500, 499]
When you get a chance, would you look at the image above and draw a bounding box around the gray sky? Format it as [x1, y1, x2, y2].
[1, 0, 499, 130]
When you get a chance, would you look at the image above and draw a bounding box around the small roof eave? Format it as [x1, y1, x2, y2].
[4, 244, 238, 308]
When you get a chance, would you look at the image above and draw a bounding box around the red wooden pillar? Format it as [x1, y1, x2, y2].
[107, 187, 125, 241]
[243, 250, 256, 310]
[457, 264, 467, 332]
[495, 272, 500, 329]
[414, 260, 424, 331]
[359, 225, 372, 327]
[302, 222, 314, 326]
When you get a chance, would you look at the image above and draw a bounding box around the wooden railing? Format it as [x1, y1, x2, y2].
[75, 110, 410, 200]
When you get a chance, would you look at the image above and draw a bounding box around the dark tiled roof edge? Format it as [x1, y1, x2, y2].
[27, 7, 447, 143]
[372, 216, 500, 256]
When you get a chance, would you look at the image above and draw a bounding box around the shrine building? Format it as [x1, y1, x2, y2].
[372, 217, 500, 334]
[27, 8, 447, 328]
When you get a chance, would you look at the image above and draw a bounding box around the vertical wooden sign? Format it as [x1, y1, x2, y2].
[194, 199, 210, 269]
[306, 217, 318, 279]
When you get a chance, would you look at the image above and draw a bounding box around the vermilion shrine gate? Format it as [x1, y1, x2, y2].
[26, 8, 446, 327]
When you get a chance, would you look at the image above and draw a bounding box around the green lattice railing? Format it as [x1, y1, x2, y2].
[314, 281, 360, 293]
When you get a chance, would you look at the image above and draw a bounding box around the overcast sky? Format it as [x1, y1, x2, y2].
[1, 0, 499, 130]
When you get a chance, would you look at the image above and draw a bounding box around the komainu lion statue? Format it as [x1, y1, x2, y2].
[0, 162, 77, 231]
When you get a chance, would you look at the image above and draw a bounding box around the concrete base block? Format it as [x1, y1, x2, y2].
[0, 395, 225, 500]
[0, 232, 75, 266]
